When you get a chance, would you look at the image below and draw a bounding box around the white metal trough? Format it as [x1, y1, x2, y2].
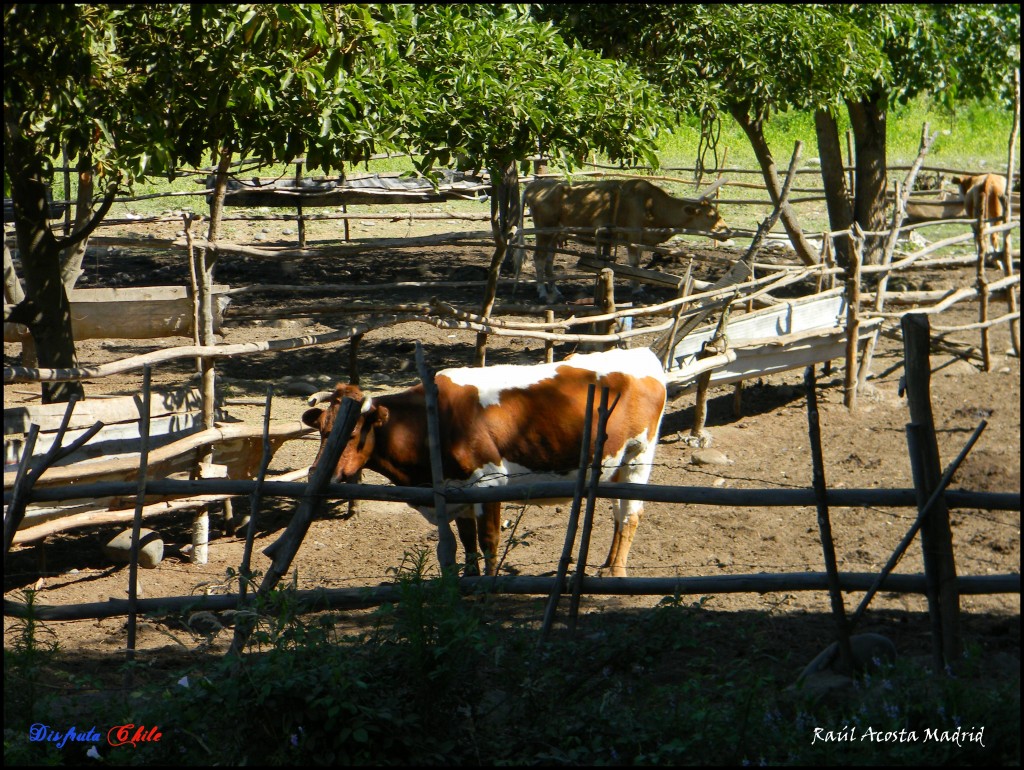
[665, 289, 883, 389]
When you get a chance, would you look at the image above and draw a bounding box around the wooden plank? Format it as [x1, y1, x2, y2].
[668, 325, 881, 389]
[3, 420, 311, 489]
[6, 411, 218, 465]
[670, 289, 847, 357]
[577, 255, 685, 289]
[4, 386, 204, 435]
[12, 467, 311, 545]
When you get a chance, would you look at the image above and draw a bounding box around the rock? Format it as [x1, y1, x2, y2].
[188, 611, 223, 635]
[282, 380, 319, 397]
[938, 358, 979, 376]
[691, 448, 733, 466]
[798, 632, 898, 681]
[102, 528, 164, 568]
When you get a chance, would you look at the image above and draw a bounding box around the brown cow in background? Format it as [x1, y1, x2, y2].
[953, 173, 1007, 255]
[522, 178, 730, 303]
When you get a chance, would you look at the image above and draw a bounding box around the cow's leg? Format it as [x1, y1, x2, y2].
[599, 441, 657, 577]
[599, 501, 642, 577]
[533, 234, 562, 304]
[628, 244, 645, 298]
[455, 515, 480, 576]
[477, 502, 502, 576]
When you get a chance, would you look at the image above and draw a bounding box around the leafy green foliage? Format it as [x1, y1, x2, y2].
[835, 4, 1022, 109]
[539, 4, 888, 122]
[400, 4, 671, 177]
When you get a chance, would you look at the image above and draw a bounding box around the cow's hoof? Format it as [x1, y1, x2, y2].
[537, 286, 564, 305]
[597, 566, 627, 578]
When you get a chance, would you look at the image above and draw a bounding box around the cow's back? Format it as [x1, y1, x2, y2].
[435, 348, 666, 486]
[525, 179, 648, 230]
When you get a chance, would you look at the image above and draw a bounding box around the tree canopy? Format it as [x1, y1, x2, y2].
[540, 3, 1020, 265]
[4, 3, 680, 395]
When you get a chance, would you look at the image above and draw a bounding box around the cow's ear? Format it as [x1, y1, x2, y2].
[373, 405, 390, 427]
[301, 407, 323, 428]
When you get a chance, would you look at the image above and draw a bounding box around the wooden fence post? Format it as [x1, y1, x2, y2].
[976, 224, 992, 372]
[568, 386, 614, 632]
[416, 343, 458, 572]
[294, 160, 306, 248]
[596, 268, 616, 351]
[259, 398, 362, 585]
[901, 313, 962, 670]
[844, 225, 863, 410]
[804, 365, 854, 672]
[539, 383, 597, 643]
[125, 365, 151, 677]
[1001, 69, 1020, 357]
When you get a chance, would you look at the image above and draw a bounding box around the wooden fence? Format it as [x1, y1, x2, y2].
[3, 315, 1020, 672]
[4, 129, 1020, 666]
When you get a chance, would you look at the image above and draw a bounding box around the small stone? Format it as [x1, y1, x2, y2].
[690, 448, 733, 466]
[103, 528, 164, 569]
[283, 380, 319, 397]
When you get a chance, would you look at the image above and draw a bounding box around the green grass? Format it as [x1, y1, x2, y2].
[657, 94, 1017, 171]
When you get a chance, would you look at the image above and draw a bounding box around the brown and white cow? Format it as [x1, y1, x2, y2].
[524, 178, 730, 303]
[953, 173, 1008, 255]
[302, 348, 667, 577]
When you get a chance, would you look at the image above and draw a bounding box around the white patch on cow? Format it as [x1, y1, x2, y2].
[439, 348, 665, 409]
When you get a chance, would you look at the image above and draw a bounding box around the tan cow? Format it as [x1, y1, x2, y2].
[953, 173, 1007, 255]
[524, 178, 730, 303]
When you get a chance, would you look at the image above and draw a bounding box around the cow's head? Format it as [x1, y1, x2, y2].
[301, 384, 389, 482]
[656, 182, 731, 239]
[681, 198, 731, 239]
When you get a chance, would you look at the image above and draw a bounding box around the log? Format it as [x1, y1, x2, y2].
[3, 420, 311, 489]
[902, 313, 962, 668]
[5, 572, 1018, 623]
[10, 475, 1019, 513]
[11, 468, 310, 545]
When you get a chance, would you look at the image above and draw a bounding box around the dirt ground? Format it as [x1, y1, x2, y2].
[3, 208, 1020, 686]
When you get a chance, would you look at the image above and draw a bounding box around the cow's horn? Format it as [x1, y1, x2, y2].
[307, 391, 335, 406]
[360, 395, 374, 414]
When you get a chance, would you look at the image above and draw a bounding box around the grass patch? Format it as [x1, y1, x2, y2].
[5, 557, 1019, 766]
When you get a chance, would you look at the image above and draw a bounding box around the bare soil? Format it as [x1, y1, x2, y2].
[4, 210, 1020, 693]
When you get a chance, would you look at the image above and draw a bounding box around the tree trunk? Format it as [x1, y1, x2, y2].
[5, 153, 84, 403]
[476, 160, 519, 366]
[814, 108, 855, 269]
[197, 145, 233, 427]
[846, 91, 889, 266]
[730, 106, 819, 266]
[58, 154, 96, 290]
[4, 241, 36, 368]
